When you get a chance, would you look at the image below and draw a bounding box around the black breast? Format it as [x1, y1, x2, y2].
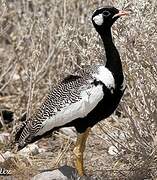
[62, 84, 125, 133]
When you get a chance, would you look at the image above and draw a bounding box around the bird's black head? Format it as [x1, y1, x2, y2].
[92, 6, 128, 31]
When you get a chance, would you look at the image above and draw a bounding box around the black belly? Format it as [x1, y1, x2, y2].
[63, 87, 124, 133]
[31, 87, 124, 143]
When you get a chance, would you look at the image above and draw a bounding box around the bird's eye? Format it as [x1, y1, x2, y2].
[102, 11, 110, 17]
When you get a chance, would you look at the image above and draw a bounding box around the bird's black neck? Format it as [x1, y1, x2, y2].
[100, 28, 124, 88]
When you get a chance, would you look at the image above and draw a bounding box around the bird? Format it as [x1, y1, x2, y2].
[13, 6, 128, 176]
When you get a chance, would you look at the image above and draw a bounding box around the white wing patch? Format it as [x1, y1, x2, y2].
[35, 84, 104, 136]
[93, 14, 103, 26]
[93, 66, 115, 89]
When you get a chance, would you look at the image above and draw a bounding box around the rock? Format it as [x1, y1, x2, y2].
[32, 165, 77, 180]
[3, 151, 14, 159]
[12, 74, 20, 81]
[38, 148, 46, 154]
[0, 133, 10, 144]
[18, 144, 39, 157]
[60, 127, 76, 138]
[32, 170, 68, 180]
[32, 165, 96, 180]
[108, 145, 119, 156]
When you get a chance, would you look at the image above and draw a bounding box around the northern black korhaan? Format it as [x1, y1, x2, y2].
[12, 6, 128, 176]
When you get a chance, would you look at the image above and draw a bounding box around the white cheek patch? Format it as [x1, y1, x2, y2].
[93, 14, 103, 26]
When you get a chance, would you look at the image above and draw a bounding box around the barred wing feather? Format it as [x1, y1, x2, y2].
[16, 65, 114, 148]
[35, 81, 104, 136]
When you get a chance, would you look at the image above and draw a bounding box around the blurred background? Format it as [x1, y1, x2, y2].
[0, 0, 157, 179]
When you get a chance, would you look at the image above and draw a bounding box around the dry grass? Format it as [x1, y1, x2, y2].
[0, 0, 157, 179]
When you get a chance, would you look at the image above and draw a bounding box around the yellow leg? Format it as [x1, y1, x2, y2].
[73, 127, 91, 176]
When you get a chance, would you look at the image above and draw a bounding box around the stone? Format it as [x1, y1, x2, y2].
[0, 133, 10, 144]
[2, 151, 14, 160]
[38, 148, 46, 154]
[60, 127, 76, 138]
[32, 170, 68, 180]
[18, 144, 39, 157]
[108, 145, 118, 156]
[32, 165, 77, 180]
[32, 165, 98, 180]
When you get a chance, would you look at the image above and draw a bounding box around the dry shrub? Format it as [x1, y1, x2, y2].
[0, 0, 157, 179]
[96, 0, 157, 179]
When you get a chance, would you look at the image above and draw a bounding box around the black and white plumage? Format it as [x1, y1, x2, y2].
[14, 6, 128, 153]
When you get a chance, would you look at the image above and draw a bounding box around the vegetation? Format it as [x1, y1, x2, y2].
[0, 0, 157, 179]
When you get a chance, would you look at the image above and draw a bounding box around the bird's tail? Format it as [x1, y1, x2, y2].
[10, 113, 29, 151]
[11, 123, 26, 150]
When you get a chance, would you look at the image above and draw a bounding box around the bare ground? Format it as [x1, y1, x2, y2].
[0, 0, 157, 179]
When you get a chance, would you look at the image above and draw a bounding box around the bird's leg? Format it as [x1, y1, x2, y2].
[73, 127, 91, 176]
